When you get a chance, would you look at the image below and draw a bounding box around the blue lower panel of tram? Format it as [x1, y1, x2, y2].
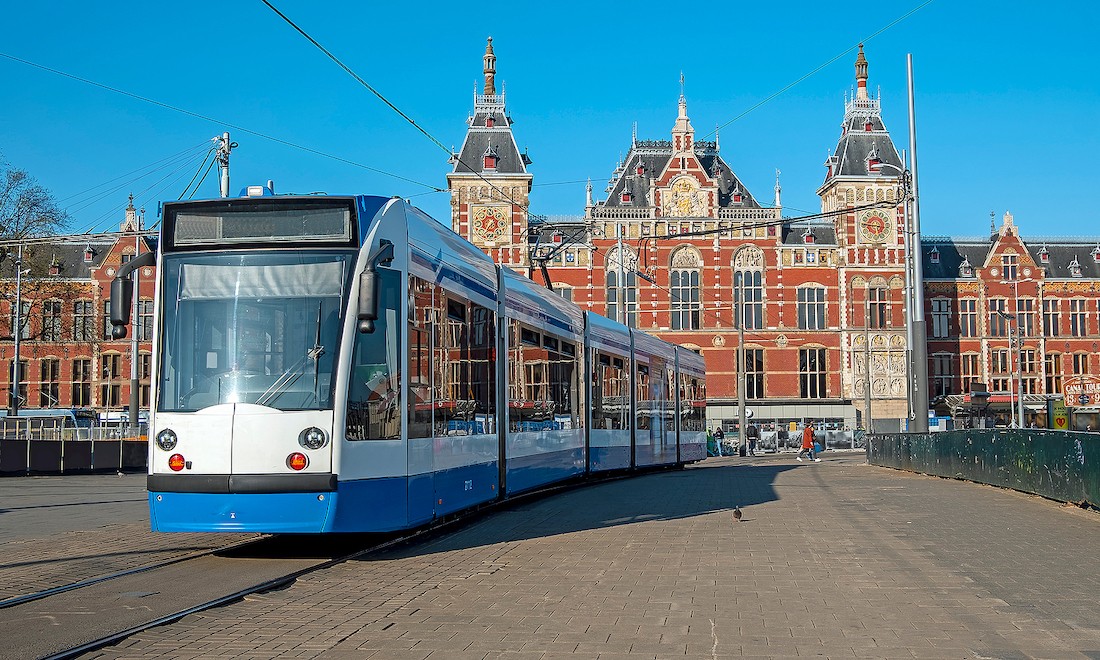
[151, 463, 502, 533]
[149, 490, 339, 533]
[589, 446, 630, 472]
[505, 448, 584, 494]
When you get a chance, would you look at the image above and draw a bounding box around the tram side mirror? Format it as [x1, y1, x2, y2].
[357, 240, 394, 334]
[357, 271, 378, 334]
[110, 277, 133, 339]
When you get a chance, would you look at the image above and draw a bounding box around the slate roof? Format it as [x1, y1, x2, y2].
[7, 237, 119, 280]
[822, 102, 905, 185]
[781, 221, 838, 246]
[450, 93, 531, 176]
[921, 236, 1100, 280]
[599, 140, 762, 210]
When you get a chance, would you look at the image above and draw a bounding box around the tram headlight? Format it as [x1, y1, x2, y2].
[298, 427, 328, 450]
[156, 429, 178, 451]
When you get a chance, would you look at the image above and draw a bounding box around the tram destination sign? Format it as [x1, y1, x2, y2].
[1062, 375, 1100, 408]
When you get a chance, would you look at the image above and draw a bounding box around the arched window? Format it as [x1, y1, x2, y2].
[606, 246, 637, 327]
[670, 247, 702, 330]
[733, 247, 765, 329]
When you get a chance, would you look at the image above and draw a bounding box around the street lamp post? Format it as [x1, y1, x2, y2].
[862, 291, 874, 434]
[737, 273, 747, 456]
[872, 158, 926, 432]
[997, 309, 1023, 428]
[9, 244, 26, 416]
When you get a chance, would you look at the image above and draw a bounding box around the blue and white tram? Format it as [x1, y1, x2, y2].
[109, 190, 706, 533]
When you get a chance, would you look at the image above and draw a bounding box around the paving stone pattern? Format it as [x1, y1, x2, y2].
[89, 454, 1100, 659]
[0, 474, 256, 601]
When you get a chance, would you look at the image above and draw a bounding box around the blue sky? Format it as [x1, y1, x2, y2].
[2, 1, 1097, 238]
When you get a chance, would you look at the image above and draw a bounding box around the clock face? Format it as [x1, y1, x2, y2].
[859, 212, 889, 243]
[471, 206, 508, 242]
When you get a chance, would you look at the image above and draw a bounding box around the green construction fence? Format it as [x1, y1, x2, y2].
[868, 429, 1099, 508]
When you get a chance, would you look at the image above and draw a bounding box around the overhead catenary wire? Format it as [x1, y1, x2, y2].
[259, 0, 525, 215]
[57, 141, 212, 206]
[702, 0, 936, 140]
[0, 51, 443, 193]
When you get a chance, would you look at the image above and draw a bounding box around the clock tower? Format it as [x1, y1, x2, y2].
[818, 45, 911, 427]
[447, 37, 533, 269]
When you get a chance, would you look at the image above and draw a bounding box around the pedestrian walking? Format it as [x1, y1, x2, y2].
[747, 423, 759, 456]
[713, 427, 725, 455]
[797, 421, 821, 462]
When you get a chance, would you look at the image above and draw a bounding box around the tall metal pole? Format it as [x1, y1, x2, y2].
[1015, 294, 1024, 428]
[737, 274, 746, 455]
[10, 243, 23, 415]
[617, 225, 625, 326]
[217, 132, 234, 198]
[1007, 320, 1016, 427]
[899, 151, 914, 424]
[865, 294, 873, 434]
[128, 227, 141, 431]
[907, 54, 929, 432]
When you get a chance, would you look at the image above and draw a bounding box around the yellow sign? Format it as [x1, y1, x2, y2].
[1050, 399, 1069, 430]
[789, 421, 798, 433]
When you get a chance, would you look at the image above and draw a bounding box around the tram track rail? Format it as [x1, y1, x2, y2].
[27, 469, 659, 659]
[0, 536, 267, 611]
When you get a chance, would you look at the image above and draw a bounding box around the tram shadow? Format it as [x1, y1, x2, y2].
[355, 459, 799, 559]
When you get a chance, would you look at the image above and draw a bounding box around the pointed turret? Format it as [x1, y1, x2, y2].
[670, 86, 694, 154]
[449, 37, 529, 176]
[854, 43, 869, 101]
[817, 44, 903, 189]
[448, 38, 533, 263]
[483, 37, 497, 96]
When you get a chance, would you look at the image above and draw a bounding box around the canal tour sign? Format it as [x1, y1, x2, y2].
[1062, 375, 1100, 408]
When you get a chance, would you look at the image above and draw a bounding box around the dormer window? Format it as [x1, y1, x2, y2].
[802, 228, 815, 244]
[483, 144, 499, 170]
[83, 247, 94, 263]
[485, 115, 495, 128]
[959, 256, 973, 278]
[49, 260, 61, 276]
[732, 186, 743, 203]
[864, 120, 873, 132]
[1038, 246, 1050, 263]
[635, 164, 645, 176]
[1069, 256, 1083, 278]
[1092, 246, 1100, 263]
[621, 191, 632, 204]
[929, 246, 940, 264]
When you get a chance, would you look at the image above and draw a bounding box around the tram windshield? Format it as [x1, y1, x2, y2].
[158, 251, 355, 412]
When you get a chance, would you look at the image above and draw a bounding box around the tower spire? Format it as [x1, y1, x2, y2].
[774, 169, 782, 208]
[483, 36, 497, 96]
[671, 75, 693, 153]
[855, 43, 869, 101]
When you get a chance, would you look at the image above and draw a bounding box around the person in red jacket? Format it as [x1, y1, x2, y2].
[797, 421, 821, 462]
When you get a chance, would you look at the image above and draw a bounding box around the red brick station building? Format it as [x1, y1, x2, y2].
[4, 42, 1100, 433]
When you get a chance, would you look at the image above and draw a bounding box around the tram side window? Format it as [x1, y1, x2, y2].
[635, 363, 651, 431]
[346, 268, 402, 441]
[550, 338, 579, 430]
[508, 324, 577, 432]
[593, 353, 628, 430]
[406, 277, 434, 440]
[680, 373, 706, 432]
[433, 294, 497, 437]
[665, 366, 676, 432]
